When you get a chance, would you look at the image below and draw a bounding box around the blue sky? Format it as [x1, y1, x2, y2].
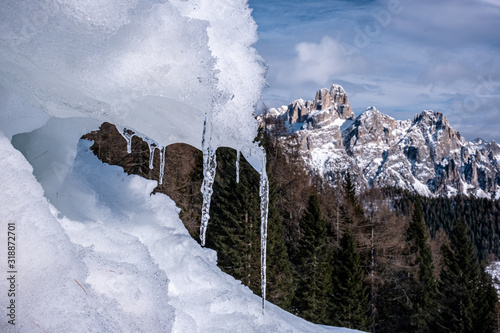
[249, 0, 500, 142]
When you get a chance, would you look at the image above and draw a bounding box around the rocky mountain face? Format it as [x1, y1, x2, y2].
[261, 84, 500, 199]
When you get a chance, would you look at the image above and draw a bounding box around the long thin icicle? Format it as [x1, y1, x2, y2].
[236, 150, 240, 184]
[200, 146, 217, 246]
[199, 114, 217, 246]
[148, 143, 157, 170]
[259, 153, 269, 314]
[159, 146, 166, 185]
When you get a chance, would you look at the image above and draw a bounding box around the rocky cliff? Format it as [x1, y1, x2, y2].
[261, 84, 500, 199]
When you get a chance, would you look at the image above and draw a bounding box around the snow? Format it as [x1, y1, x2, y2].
[476, 189, 490, 199]
[412, 178, 433, 197]
[310, 143, 345, 175]
[332, 117, 346, 128]
[0, 132, 362, 332]
[447, 185, 459, 197]
[486, 262, 500, 298]
[0, 0, 265, 168]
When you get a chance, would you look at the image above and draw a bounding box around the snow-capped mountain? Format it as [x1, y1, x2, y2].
[262, 84, 500, 199]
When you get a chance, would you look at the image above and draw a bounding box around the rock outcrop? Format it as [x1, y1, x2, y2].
[261, 85, 500, 199]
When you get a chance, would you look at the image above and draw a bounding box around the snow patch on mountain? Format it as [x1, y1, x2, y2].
[486, 262, 500, 298]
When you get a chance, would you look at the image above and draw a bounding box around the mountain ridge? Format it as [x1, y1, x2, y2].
[261, 84, 500, 199]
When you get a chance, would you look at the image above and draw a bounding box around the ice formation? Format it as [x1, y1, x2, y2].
[236, 150, 241, 184]
[0, 0, 301, 327]
[259, 153, 270, 313]
[159, 146, 166, 185]
[119, 128, 136, 154]
[148, 142, 157, 170]
[200, 146, 217, 247]
[0, 0, 266, 154]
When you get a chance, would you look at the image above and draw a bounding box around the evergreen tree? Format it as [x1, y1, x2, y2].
[405, 199, 438, 332]
[206, 148, 294, 310]
[342, 172, 365, 222]
[207, 148, 261, 294]
[292, 194, 333, 324]
[436, 219, 497, 333]
[375, 199, 438, 332]
[330, 228, 372, 331]
[265, 175, 295, 310]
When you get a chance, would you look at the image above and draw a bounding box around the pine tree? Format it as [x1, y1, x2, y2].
[292, 194, 333, 324]
[436, 219, 497, 333]
[330, 228, 372, 331]
[207, 148, 261, 294]
[265, 175, 295, 310]
[375, 199, 438, 332]
[405, 199, 438, 332]
[342, 172, 365, 222]
[206, 148, 294, 310]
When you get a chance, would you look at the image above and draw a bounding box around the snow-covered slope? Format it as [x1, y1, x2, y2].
[486, 262, 500, 298]
[263, 86, 500, 198]
[0, 130, 362, 333]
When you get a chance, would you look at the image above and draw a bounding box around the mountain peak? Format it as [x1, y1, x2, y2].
[413, 110, 447, 125]
[265, 83, 355, 132]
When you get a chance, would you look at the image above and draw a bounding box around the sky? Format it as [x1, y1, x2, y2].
[249, 0, 500, 142]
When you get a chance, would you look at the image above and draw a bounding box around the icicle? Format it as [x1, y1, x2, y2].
[159, 146, 166, 185]
[200, 146, 217, 246]
[236, 150, 240, 184]
[117, 128, 135, 154]
[199, 113, 217, 246]
[149, 143, 157, 170]
[259, 153, 269, 314]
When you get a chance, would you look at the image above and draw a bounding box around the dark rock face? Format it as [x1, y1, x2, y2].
[262, 87, 500, 199]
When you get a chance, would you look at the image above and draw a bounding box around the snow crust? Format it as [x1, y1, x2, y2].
[0, 132, 362, 332]
[0, 0, 266, 167]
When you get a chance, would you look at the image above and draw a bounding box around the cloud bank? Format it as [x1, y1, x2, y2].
[251, 0, 500, 141]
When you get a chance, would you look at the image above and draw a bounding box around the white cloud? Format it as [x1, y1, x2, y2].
[277, 36, 365, 87]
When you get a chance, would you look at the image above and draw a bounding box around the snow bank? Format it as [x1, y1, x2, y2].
[0, 133, 175, 332]
[0, 132, 362, 332]
[0, 0, 265, 163]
